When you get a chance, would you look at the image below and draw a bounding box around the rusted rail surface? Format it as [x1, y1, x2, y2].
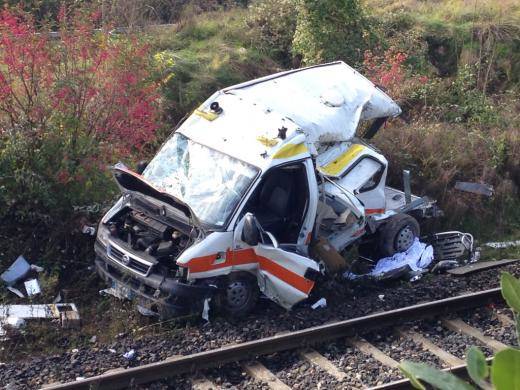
[44, 288, 502, 390]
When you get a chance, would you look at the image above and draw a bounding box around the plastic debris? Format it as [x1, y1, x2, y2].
[99, 284, 133, 300]
[0, 316, 26, 338]
[24, 279, 41, 296]
[123, 349, 136, 360]
[454, 181, 493, 197]
[30, 264, 44, 273]
[311, 297, 327, 309]
[7, 286, 24, 298]
[1, 256, 31, 285]
[71, 348, 79, 353]
[201, 298, 211, 321]
[345, 238, 434, 280]
[3, 316, 26, 329]
[484, 240, 520, 249]
[136, 305, 158, 317]
[378, 294, 385, 301]
[108, 348, 117, 353]
[81, 225, 96, 236]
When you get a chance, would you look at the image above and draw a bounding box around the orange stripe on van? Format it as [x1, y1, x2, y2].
[365, 208, 385, 215]
[184, 248, 314, 295]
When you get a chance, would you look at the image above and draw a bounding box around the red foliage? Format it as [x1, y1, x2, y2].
[363, 48, 408, 92]
[0, 7, 160, 182]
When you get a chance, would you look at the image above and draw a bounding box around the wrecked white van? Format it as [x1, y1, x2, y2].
[95, 62, 438, 318]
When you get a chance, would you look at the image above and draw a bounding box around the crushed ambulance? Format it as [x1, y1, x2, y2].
[94, 61, 439, 318]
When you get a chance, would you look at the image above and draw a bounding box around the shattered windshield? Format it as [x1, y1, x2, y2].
[143, 133, 259, 228]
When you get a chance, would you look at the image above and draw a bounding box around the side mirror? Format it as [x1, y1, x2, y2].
[136, 160, 148, 175]
[242, 213, 259, 246]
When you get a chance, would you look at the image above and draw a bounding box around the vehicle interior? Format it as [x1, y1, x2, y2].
[242, 163, 309, 244]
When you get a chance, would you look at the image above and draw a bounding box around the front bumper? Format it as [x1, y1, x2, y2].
[94, 240, 215, 318]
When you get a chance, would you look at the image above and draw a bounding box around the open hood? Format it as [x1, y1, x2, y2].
[111, 163, 196, 223]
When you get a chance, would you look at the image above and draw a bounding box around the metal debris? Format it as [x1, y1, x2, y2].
[0, 303, 80, 328]
[484, 240, 520, 249]
[430, 231, 474, 262]
[454, 181, 494, 197]
[201, 298, 211, 321]
[99, 286, 132, 300]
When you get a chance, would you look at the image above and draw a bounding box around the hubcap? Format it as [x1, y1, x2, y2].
[395, 225, 415, 252]
[227, 281, 249, 308]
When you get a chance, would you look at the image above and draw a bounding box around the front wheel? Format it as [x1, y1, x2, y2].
[219, 272, 259, 317]
[378, 214, 420, 257]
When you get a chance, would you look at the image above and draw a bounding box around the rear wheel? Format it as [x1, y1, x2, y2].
[378, 214, 420, 257]
[220, 272, 259, 317]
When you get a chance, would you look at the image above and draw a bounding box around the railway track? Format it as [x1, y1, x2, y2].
[42, 286, 518, 390]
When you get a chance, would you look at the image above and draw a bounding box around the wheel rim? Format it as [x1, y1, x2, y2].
[395, 225, 415, 252]
[226, 281, 249, 309]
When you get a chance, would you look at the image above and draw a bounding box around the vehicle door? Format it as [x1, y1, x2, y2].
[231, 160, 319, 309]
[233, 214, 319, 309]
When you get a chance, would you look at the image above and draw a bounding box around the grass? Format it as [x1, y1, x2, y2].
[146, 9, 281, 124]
[366, 0, 520, 24]
[1, 1, 519, 362]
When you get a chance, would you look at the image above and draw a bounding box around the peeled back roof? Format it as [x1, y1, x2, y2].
[224, 61, 401, 147]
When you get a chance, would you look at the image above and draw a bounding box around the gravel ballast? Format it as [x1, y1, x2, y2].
[1, 262, 518, 388]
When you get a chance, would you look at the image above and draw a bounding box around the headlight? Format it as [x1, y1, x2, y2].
[101, 196, 124, 224]
[97, 224, 110, 247]
[98, 196, 125, 247]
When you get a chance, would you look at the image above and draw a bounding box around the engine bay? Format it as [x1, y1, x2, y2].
[103, 205, 193, 276]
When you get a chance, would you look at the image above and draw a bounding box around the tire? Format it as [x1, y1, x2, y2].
[219, 272, 259, 317]
[378, 214, 420, 257]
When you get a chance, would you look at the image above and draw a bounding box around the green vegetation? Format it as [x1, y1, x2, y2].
[0, 0, 519, 358]
[148, 8, 280, 123]
[293, 0, 375, 65]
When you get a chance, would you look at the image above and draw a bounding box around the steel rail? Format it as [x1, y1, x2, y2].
[44, 287, 502, 390]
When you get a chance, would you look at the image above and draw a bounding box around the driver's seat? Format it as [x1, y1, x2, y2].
[254, 171, 293, 237]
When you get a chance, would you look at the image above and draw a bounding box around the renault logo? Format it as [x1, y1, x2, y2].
[121, 254, 131, 265]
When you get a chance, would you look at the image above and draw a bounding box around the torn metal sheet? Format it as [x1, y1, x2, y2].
[454, 181, 494, 197]
[447, 259, 520, 276]
[1, 256, 31, 285]
[485, 240, 520, 249]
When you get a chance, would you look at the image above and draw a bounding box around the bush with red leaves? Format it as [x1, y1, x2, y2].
[0, 7, 160, 223]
